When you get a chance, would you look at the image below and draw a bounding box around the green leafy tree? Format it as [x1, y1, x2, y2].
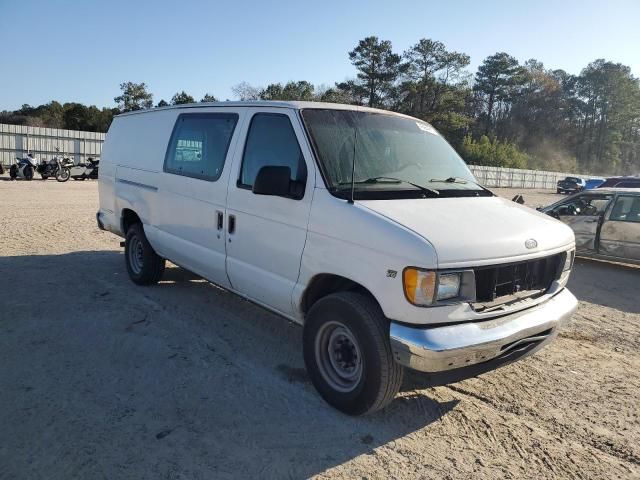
[348, 36, 403, 107]
[260, 81, 315, 101]
[474, 53, 525, 135]
[200, 93, 218, 102]
[460, 135, 529, 168]
[156, 99, 169, 107]
[171, 91, 195, 105]
[114, 81, 153, 112]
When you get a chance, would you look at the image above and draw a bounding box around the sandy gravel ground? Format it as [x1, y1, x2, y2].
[0, 179, 638, 479]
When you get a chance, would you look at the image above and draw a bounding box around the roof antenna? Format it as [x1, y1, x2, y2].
[348, 124, 357, 204]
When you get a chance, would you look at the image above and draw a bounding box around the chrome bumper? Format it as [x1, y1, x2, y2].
[390, 288, 578, 373]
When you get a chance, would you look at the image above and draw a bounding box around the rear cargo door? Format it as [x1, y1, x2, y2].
[156, 109, 244, 287]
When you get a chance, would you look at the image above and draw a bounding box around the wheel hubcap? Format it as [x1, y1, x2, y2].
[315, 321, 363, 392]
[128, 235, 144, 274]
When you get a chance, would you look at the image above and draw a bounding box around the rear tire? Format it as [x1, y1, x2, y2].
[303, 292, 403, 415]
[125, 223, 165, 285]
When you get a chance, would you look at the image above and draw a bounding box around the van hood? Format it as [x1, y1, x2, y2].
[359, 196, 574, 268]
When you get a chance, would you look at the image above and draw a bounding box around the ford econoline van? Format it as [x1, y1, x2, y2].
[97, 101, 578, 415]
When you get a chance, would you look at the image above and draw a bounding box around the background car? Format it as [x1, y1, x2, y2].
[598, 176, 640, 189]
[540, 188, 640, 265]
[584, 178, 605, 189]
[557, 176, 586, 194]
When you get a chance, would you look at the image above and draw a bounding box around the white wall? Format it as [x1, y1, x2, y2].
[469, 165, 595, 189]
[0, 123, 105, 166]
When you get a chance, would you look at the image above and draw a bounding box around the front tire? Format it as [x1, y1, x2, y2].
[303, 292, 403, 415]
[56, 167, 70, 182]
[125, 223, 165, 285]
[9, 165, 17, 179]
[24, 166, 34, 180]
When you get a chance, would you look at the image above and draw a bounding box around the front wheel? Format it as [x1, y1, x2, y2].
[303, 292, 404, 415]
[9, 165, 17, 179]
[56, 168, 70, 182]
[125, 223, 165, 285]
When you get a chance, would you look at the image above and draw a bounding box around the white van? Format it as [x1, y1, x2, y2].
[98, 101, 578, 415]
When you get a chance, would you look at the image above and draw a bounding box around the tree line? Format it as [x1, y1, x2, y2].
[2, 36, 638, 175]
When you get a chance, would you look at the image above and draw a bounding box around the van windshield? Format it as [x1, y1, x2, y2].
[301, 109, 486, 199]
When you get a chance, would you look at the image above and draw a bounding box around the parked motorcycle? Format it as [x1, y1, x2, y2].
[9, 157, 37, 181]
[69, 157, 99, 180]
[36, 148, 72, 182]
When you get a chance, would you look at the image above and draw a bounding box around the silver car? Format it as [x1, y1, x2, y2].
[541, 188, 640, 265]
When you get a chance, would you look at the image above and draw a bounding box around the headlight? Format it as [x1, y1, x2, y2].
[403, 268, 464, 306]
[437, 273, 461, 300]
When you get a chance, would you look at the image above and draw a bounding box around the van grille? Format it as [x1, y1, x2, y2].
[473, 253, 564, 310]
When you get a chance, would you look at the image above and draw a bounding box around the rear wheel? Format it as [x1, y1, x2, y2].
[303, 292, 403, 415]
[125, 223, 165, 285]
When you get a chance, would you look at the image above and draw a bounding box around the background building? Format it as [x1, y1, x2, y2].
[0, 123, 104, 167]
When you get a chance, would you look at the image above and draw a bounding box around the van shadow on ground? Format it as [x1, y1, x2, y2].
[0, 250, 457, 479]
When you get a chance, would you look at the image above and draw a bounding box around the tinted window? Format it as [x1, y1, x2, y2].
[610, 196, 640, 223]
[239, 113, 306, 191]
[616, 182, 640, 188]
[165, 113, 238, 181]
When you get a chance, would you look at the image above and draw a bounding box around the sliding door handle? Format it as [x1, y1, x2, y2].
[228, 214, 236, 234]
[216, 210, 224, 230]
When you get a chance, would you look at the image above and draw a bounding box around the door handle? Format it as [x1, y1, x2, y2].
[585, 219, 598, 223]
[228, 214, 236, 234]
[216, 210, 223, 230]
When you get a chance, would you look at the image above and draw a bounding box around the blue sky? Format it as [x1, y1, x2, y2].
[1, 0, 639, 110]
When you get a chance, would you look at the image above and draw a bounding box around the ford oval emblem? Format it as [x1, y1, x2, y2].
[525, 238, 538, 249]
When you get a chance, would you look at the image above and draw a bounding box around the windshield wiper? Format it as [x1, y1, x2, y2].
[430, 176, 494, 195]
[429, 176, 469, 184]
[340, 176, 439, 196]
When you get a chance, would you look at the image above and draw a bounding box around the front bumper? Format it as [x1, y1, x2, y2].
[390, 288, 578, 373]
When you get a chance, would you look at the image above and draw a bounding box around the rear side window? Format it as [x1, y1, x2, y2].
[610, 196, 640, 223]
[165, 113, 238, 181]
[238, 113, 307, 191]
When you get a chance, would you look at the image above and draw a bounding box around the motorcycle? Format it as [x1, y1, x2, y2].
[69, 157, 99, 180]
[36, 148, 71, 182]
[9, 157, 37, 181]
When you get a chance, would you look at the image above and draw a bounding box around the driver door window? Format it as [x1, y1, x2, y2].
[556, 195, 612, 217]
[555, 194, 612, 253]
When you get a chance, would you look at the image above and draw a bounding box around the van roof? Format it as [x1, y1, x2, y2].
[116, 101, 413, 119]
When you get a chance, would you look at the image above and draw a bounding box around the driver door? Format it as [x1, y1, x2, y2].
[553, 193, 613, 252]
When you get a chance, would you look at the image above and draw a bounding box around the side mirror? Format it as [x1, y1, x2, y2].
[252, 166, 292, 197]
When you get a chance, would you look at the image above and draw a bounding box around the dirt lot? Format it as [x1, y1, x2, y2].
[0, 180, 638, 479]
